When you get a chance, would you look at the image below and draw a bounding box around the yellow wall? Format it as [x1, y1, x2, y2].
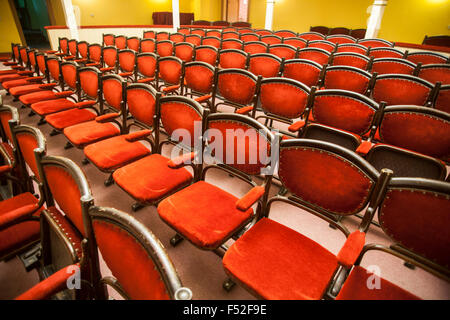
[0, 0, 23, 52]
[380, 0, 450, 43]
[191, 0, 222, 22]
[47, 0, 67, 25]
[248, 0, 450, 44]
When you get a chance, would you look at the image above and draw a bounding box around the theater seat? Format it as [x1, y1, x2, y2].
[9, 84, 47, 97]
[45, 107, 97, 131]
[19, 89, 72, 106]
[84, 134, 151, 171]
[223, 218, 339, 300]
[31, 98, 76, 116]
[0, 192, 42, 258]
[335, 266, 420, 300]
[158, 181, 254, 249]
[63, 120, 120, 148]
[113, 153, 193, 203]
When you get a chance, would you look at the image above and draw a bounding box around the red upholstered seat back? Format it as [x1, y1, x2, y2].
[143, 31, 155, 39]
[184, 63, 214, 94]
[118, 50, 136, 72]
[102, 77, 123, 111]
[248, 54, 282, 78]
[68, 40, 77, 56]
[222, 31, 239, 40]
[190, 29, 205, 37]
[259, 78, 310, 119]
[159, 57, 182, 85]
[160, 99, 202, 148]
[379, 107, 450, 159]
[217, 70, 257, 105]
[59, 38, 68, 54]
[268, 44, 297, 60]
[326, 35, 357, 45]
[79, 69, 99, 98]
[308, 40, 336, 52]
[243, 42, 268, 55]
[28, 51, 36, 67]
[418, 65, 450, 85]
[332, 53, 370, 70]
[115, 36, 127, 50]
[371, 58, 416, 75]
[36, 54, 46, 74]
[260, 35, 282, 45]
[372, 75, 433, 106]
[140, 39, 155, 53]
[274, 30, 297, 38]
[43, 164, 85, 236]
[283, 38, 308, 49]
[126, 85, 156, 127]
[0, 111, 13, 143]
[61, 63, 77, 90]
[195, 46, 218, 66]
[47, 58, 60, 82]
[207, 118, 271, 175]
[336, 43, 367, 55]
[278, 141, 376, 216]
[379, 180, 450, 269]
[358, 39, 393, 48]
[407, 52, 448, 65]
[311, 90, 378, 136]
[206, 30, 221, 38]
[88, 45, 102, 63]
[137, 54, 157, 78]
[169, 33, 185, 43]
[185, 34, 202, 46]
[103, 47, 118, 68]
[435, 86, 450, 114]
[221, 39, 244, 50]
[103, 34, 115, 46]
[174, 43, 194, 62]
[323, 66, 371, 94]
[156, 41, 174, 57]
[15, 131, 40, 179]
[298, 32, 325, 41]
[219, 50, 248, 69]
[297, 48, 331, 65]
[369, 47, 404, 59]
[78, 42, 88, 59]
[240, 33, 260, 43]
[92, 219, 171, 300]
[202, 37, 221, 48]
[282, 59, 322, 87]
[126, 38, 140, 51]
[156, 32, 169, 41]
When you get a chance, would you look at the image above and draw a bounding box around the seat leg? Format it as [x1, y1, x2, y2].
[13, 98, 19, 102]
[132, 202, 145, 212]
[50, 129, 60, 136]
[104, 174, 114, 187]
[21, 105, 26, 109]
[278, 186, 288, 196]
[28, 110, 35, 117]
[223, 278, 236, 292]
[37, 118, 46, 126]
[170, 233, 184, 247]
[82, 158, 90, 165]
[64, 142, 73, 149]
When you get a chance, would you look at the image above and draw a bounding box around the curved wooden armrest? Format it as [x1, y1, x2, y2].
[236, 186, 265, 211]
[337, 230, 366, 269]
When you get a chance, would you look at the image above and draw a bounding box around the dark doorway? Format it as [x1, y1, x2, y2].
[13, 0, 51, 49]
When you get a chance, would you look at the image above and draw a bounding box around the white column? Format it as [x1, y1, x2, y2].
[265, 0, 275, 30]
[365, 0, 388, 39]
[61, 0, 79, 40]
[172, 0, 180, 32]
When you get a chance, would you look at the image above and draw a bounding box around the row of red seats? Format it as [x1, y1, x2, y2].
[1, 44, 449, 181]
[0, 90, 448, 300]
[0, 111, 192, 299]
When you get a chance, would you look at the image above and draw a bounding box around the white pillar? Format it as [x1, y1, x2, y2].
[265, 0, 275, 31]
[365, 0, 388, 39]
[172, 0, 180, 32]
[61, 0, 79, 40]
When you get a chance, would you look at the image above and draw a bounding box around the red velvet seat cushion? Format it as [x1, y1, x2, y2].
[2, 78, 30, 90]
[84, 135, 151, 171]
[19, 90, 60, 105]
[0, 73, 23, 83]
[223, 218, 338, 300]
[9, 84, 44, 97]
[63, 120, 120, 148]
[31, 99, 75, 116]
[45, 108, 97, 130]
[0, 192, 42, 258]
[336, 266, 421, 300]
[113, 154, 193, 203]
[0, 69, 17, 75]
[158, 181, 253, 249]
